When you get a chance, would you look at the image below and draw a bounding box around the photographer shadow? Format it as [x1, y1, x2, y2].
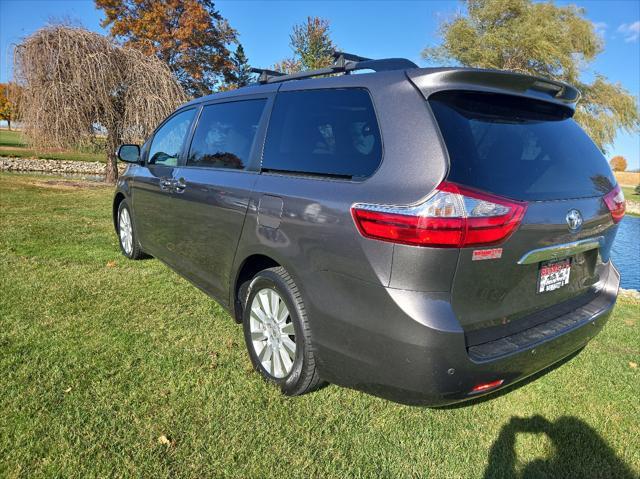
[484, 415, 635, 478]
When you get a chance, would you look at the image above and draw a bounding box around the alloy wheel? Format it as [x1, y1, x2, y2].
[119, 207, 133, 255]
[249, 287, 296, 378]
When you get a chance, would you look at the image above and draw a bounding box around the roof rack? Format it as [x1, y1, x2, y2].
[332, 51, 372, 66]
[252, 51, 418, 85]
[250, 68, 286, 83]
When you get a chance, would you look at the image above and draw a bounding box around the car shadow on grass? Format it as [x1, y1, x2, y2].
[483, 415, 635, 479]
[435, 349, 635, 477]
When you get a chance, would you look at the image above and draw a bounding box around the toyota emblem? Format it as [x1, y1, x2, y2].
[566, 209, 583, 231]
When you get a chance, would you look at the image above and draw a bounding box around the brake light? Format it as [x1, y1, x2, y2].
[603, 184, 625, 223]
[351, 182, 527, 248]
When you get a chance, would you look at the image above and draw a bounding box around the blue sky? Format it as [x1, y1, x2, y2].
[1, 0, 638, 168]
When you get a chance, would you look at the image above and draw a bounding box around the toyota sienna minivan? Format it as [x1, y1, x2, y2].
[113, 53, 624, 406]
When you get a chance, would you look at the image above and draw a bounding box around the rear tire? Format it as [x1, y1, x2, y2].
[117, 200, 146, 260]
[242, 267, 324, 396]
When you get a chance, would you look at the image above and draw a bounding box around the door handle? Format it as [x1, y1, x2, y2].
[174, 178, 187, 193]
[159, 178, 173, 191]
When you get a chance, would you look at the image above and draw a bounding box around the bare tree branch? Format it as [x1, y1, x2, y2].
[14, 25, 188, 182]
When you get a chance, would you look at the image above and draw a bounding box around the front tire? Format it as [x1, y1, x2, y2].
[242, 267, 324, 396]
[117, 200, 146, 260]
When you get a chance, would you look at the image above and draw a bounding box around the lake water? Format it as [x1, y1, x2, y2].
[611, 215, 640, 290]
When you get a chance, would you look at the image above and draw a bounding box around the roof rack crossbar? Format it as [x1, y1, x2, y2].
[252, 53, 418, 84]
[332, 51, 372, 67]
[250, 67, 286, 83]
[332, 51, 372, 62]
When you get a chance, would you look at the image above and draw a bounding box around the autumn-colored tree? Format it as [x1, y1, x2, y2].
[292, 17, 336, 70]
[609, 156, 628, 172]
[15, 26, 187, 183]
[0, 86, 13, 130]
[273, 57, 303, 75]
[0, 83, 20, 130]
[96, 0, 237, 96]
[274, 17, 336, 73]
[423, 0, 639, 153]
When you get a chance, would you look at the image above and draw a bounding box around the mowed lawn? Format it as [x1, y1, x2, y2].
[621, 185, 640, 201]
[0, 173, 638, 478]
[0, 129, 105, 163]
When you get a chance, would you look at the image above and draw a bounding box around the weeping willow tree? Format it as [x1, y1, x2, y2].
[14, 26, 188, 182]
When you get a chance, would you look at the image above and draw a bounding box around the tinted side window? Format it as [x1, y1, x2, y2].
[262, 89, 382, 179]
[187, 99, 267, 169]
[148, 109, 196, 166]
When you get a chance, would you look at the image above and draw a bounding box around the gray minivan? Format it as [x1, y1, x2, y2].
[113, 54, 624, 406]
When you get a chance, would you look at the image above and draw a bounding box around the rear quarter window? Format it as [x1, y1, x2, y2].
[262, 88, 382, 179]
[429, 91, 615, 201]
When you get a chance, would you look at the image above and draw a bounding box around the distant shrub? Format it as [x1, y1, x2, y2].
[610, 156, 628, 172]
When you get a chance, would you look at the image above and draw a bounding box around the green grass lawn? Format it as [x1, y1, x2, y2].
[622, 185, 639, 199]
[0, 129, 26, 147]
[0, 129, 106, 163]
[1, 172, 638, 478]
[621, 185, 640, 217]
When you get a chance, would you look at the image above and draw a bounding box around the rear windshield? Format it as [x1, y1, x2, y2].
[429, 91, 615, 200]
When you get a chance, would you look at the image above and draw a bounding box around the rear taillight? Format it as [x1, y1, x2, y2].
[603, 184, 625, 223]
[351, 182, 527, 248]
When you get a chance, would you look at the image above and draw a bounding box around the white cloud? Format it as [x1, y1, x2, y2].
[592, 21, 608, 38]
[617, 21, 640, 42]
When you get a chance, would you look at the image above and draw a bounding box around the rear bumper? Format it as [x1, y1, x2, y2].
[303, 262, 619, 406]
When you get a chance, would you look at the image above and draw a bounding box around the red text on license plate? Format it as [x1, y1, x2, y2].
[538, 258, 571, 293]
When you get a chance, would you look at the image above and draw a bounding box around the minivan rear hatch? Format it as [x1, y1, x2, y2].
[412, 79, 621, 343]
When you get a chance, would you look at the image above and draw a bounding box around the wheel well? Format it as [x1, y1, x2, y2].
[112, 193, 125, 232]
[233, 254, 280, 323]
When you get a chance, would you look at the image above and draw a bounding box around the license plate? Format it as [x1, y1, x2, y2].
[538, 258, 571, 293]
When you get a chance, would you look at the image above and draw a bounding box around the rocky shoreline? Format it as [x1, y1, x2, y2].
[0, 156, 125, 176]
[620, 288, 640, 298]
[626, 198, 640, 215]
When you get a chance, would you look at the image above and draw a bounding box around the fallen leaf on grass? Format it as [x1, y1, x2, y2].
[629, 362, 638, 369]
[209, 351, 218, 369]
[106, 261, 116, 268]
[158, 435, 172, 447]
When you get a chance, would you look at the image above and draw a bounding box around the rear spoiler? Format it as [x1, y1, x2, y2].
[407, 67, 580, 109]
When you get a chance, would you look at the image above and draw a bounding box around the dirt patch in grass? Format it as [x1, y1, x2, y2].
[0, 144, 29, 151]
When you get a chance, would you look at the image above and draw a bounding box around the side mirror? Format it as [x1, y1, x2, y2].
[117, 144, 141, 164]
